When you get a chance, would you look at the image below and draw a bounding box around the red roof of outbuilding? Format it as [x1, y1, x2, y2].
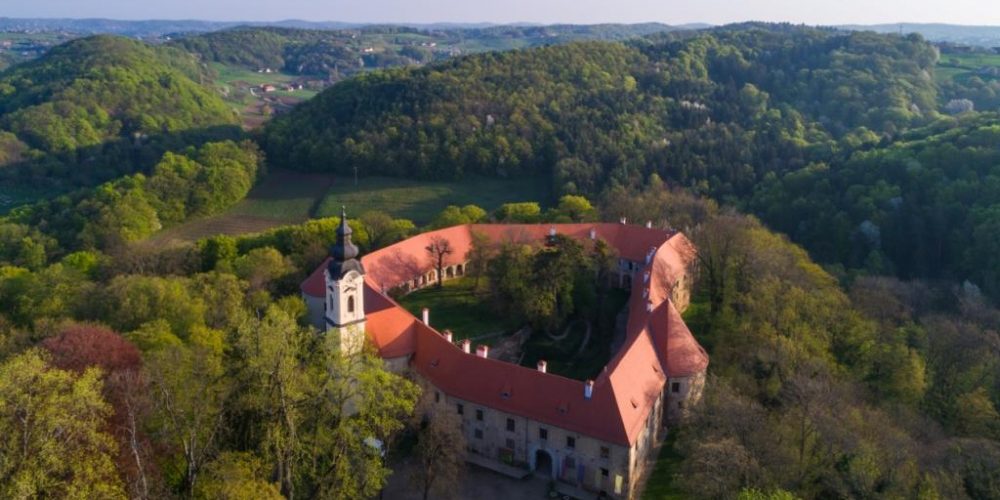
[301, 223, 709, 445]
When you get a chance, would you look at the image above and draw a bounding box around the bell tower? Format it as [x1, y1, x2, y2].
[325, 207, 366, 354]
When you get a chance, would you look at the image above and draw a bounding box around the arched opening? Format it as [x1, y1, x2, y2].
[534, 449, 553, 478]
[446, 266, 455, 278]
[456, 264, 464, 276]
[347, 295, 355, 314]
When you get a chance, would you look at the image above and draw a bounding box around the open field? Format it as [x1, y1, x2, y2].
[143, 172, 551, 246]
[144, 169, 334, 246]
[395, 277, 519, 343]
[935, 52, 1000, 83]
[315, 175, 551, 224]
[209, 63, 318, 128]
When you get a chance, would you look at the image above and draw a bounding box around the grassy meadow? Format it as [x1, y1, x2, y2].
[315, 175, 551, 224]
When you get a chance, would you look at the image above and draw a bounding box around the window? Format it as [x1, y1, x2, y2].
[671, 382, 680, 393]
[347, 295, 355, 313]
[539, 428, 548, 440]
[476, 409, 483, 421]
[600, 446, 610, 459]
[434, 391, 440, 403]
[566, 436, 576, 449]
[601, 468, 609, 478]
[505, 438, 515, 450]
[457, 403, 464, 415]
[474, 429, 483, 439]
[506, 418, 515, 432]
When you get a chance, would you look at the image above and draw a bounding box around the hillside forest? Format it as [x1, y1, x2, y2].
[0, 22, 998, 499]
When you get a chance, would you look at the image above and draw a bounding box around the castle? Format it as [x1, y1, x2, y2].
[301, 211, 709, 499]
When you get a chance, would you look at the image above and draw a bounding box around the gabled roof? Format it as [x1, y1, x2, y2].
[301, 223, 709, 445]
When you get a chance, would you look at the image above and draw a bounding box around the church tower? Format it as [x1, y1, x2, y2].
[325, 207, 366, 354]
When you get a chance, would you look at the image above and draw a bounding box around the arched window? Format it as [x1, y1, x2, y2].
[347, 295, 355, 314]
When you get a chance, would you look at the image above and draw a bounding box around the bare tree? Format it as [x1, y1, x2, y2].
[425, 236, 454, 288]
[465, 230, 494, 292]
[690, 212, 753, 314]
[410, 409, 466, 500]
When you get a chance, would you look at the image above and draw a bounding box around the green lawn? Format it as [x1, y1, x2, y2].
[395, 277, 519, 342]
[935, 53, 1000, 83]
[642, 433, 686, 500]
[226, 169, 334, 221]
[315, 175, 551, 224]
[144, 169, 334, 245]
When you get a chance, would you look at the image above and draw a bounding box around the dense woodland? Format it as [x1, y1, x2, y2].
[170, 24, 681, 78]
[0, 36, 241, 191]
[262, 25, 1000, 300]
[0, 23, 998, 499]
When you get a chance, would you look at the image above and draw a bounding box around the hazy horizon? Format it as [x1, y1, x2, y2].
[5, 0, 1000, 27]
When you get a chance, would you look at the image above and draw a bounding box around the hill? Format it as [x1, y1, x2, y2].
[169, 24, 685, 78]
[0, 35, 240, 197]
[258, 24, 1000, 300]
[262, 25, 938, 190]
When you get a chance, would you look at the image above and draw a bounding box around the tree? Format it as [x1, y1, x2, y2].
[228, 306, 312, 498]
[360, 210, 396, 248]
[549, 195, 597, 222]
[410, 406, 465, 500]
[465, 230, 494, 291]
[233, 247, 294, 292]
[194, 452, 283, 500]
[690, 213, 753, 314]
[495, 202, 541, 223]
[425, 236, 454, 288]
[41, 324, 155, 498]
[0, 349, 126, 499]
[302, 346, 420, 499]
[145, 327, 228, 496]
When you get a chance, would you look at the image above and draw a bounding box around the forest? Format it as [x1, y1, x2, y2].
[0, 22, 998, 499]
[261, 25, 1000, 300]
[0, 36, 241, 193]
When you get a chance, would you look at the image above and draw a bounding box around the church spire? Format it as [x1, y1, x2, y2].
[328, 206, 365, 279]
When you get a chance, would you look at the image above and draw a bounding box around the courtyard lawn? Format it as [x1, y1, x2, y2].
[315, 175, 551, 225]
[395, 277, 519, 343]
[641, 433, 686, 500]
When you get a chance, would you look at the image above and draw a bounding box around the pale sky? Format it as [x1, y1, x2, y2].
[4, 0, 1000, 26]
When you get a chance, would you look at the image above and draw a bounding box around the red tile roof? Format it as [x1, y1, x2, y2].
[301, 223, 709, 445]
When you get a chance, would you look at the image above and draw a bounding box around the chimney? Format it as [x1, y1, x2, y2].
[584, 380, 594, 399]
[537, 360, 547, 373]
[619, 216, 627, 225]
[476, 345, 489, 358]
[443, 330, 453, 343]
[461, 339, 471, 353]
[646, 220, 653, 229]
[589, 228, 597, 240]
[422, 307, 429, 325]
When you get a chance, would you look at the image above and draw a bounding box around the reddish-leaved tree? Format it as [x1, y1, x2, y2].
[42, 323, 156, 499]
